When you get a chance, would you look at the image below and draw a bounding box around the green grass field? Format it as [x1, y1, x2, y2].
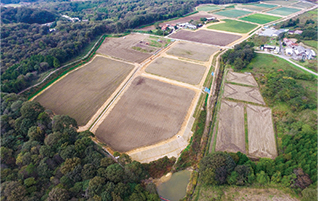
[292, 2, 314, 8]
[302, 40, 318, 49]
[254, 3, 278, 8]
[240, 13, 281, 24]
[197, 5, 221, 11]
[207, 19, 257, 33]
[214, 9, 252, 18]
[266, 7, 301, 16]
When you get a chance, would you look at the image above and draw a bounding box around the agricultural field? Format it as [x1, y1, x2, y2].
[226, 71, 258, 87]
[95, 76, 195, 152]
[223, 83, 265, 105]
[169, 29, 241, 46]
[145, 57, 206, 85]
[239, 13, 281, 24]
[197, 4, 222, 11]
[213, 9, 252, 18]
[266, 7, 301, 16]
[207, 19, 257, 33]
[237, 3, 277, 11]
[166, 42, 218, 61]
[262, 0, 299, 6]
[215, 100, 246, 153]
[247, 104, 277, 159]
[34, 56, 135, 126]
[97, 33, 169, 63]
[292, 1, 315, 8]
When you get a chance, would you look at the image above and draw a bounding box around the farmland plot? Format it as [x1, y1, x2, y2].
[95, 76, 195, 152]
[239, 13, 281, 24]
[166, 42, 218, 61]
[35, 56, 134, 126]
[223, 83, 265, 105]
[97, 34, 166, 63]
[169, 30, 241, 46]
[207, 19, 257, 33]
[215, 100, 246, 153]
[213, 9, 252, 18]
[266, 7, 301, 16]
[247, 104, 277, 159]
[226, 71, 258, 86]
[146, 57, 206, 85]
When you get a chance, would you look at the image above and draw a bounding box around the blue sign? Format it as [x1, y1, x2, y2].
[211, 72, 214, 76]
[204, 87, 210, 94]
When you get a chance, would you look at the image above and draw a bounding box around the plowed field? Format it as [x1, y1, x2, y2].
[223, 83, 265, 105]
[226, 71, 258, 86]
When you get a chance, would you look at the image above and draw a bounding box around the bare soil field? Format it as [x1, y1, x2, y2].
[95, 76, 196, 152]
[226, 71, 258, 86]
[215, 100, 246, 153]
[223, 83, 265, 105]
[166, 42, 219, 61]
[169, 30, 241, 46]
[34, 56, 134, 126]
[247, 104, 277, 159]
[97, 33, 164, 63]
[145, 57, 206, 85]
[138, 12, 218, 31]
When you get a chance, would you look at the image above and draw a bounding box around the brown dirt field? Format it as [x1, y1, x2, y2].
[34, 56, 134, 126]
[138, 12, 217, 31]
[247, 104, 277, 159]
[215, 100, 246, 153]
[145, 57, 206, 85]
[96, 33, 152, 63]
[223, 83, 265, 105]
[226, 71, 258, 86]
[169, 29, 242, 46]
[166, 42, 219, 61]
[95, 76, 196, 152]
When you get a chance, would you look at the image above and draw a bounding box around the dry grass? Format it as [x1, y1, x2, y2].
[226, 71, 258, 86]
[145, 57, 206, 85]
[97, 33, 155, 63]
[95, 76, 195, 152]
[223, 83, 265, 105]
[169, 30, 241, 46]
[215, 100, 246, 153]
[166, 42, 219, 61]
[247, 104, 277, 159]
[35, 56, 134, 126]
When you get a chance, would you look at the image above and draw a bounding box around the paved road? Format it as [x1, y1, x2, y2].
[255, 51, 318, 76]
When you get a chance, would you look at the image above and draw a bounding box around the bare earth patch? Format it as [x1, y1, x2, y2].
[95, 76, 195, 152]
[166, 42, 219, 61]
[215, 100, 246, 153]
[145, 57, 206, 85]
[35, 56, 134, 126]
[226, 71, 258, 86]
[247, 104, 277, 159]
[169, 29, 241, 46]
[97, 33, 153, 63]
[223, 83, 265, 105]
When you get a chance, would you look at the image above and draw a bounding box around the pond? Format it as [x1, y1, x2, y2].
[157, 170, 191, 201]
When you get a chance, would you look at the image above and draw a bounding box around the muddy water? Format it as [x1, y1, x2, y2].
[157, 170, 191, 201]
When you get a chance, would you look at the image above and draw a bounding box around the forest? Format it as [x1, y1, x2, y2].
[1, 93, 166, 200]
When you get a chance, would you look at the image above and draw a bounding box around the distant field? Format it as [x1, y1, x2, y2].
[166, 42, 219, 61]
[262, 0, 298, 6]
[239, 13, 281, 24]
[237, 3, 277, 11]
[35, 56, 134, 126]
[95, 76, 195, 152]
[215, 100, 246, 153]
[292, 1, 314, 8]
[267, 7, 301, 16]
[146, 57, 206, 85]
[169, 29, 241, 46]
[197, 4, 221, 11]
[247, 104, 277, 159]
[207, 19, 257, 33]
[214, 9, 252, 18]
